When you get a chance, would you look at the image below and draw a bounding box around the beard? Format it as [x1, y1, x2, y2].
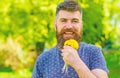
[56, 26, 82, 50]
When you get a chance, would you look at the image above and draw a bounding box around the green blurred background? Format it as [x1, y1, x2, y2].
[0, 0, 120, 78]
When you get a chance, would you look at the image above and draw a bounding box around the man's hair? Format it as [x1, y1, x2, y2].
[56, 0, 82, 16]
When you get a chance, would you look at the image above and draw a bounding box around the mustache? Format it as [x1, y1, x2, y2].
[59, 28, 76, 35]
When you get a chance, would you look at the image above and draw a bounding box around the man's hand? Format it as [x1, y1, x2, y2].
[61, 46, 80, 68]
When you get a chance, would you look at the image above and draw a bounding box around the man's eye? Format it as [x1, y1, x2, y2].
[73, 20, 78, 23]
[61, 20, 66, 22]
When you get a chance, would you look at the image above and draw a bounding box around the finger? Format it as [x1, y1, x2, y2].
[62, 57, 65, 62]
[61, 52, 68, 58]
[63, 45, 71, 49]
[61, 48, 69, 53]
[61, 53, 64, 57]
[61, 49, 66, 53]
[64, 46, 74, 50]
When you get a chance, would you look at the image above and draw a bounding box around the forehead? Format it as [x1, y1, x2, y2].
[57, 10, 81, 19]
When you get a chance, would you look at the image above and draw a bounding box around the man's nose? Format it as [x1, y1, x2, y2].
[65, 22, 73, 28]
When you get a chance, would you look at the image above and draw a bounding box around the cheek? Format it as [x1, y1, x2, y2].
[56, 25, 63, 33]
[56, 22, 65, 30]
[75, 24, 83, 32]
[74, 26, 80, 32]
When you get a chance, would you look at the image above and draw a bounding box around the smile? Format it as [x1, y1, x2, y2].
[65, 32, 73, 34]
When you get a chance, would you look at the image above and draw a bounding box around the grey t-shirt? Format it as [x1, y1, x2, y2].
[32, 42, 108, 78]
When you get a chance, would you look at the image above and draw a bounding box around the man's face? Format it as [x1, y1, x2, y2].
[55, 10, 83, 49]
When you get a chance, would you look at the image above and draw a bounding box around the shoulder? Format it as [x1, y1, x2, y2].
[77, 42, 103, 60]
[37, 46, 58, 61]
[80, 42, 101, 52]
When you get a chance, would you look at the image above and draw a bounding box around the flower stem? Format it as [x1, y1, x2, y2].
[62, 63, 68, 73]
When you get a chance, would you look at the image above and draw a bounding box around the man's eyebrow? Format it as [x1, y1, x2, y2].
[59, 18, 67, 21]
[72, 18, 79, 20]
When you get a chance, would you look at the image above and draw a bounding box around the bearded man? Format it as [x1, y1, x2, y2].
[32, 1, 109, 78]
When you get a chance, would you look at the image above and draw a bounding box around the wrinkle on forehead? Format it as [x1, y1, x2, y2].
[56, 10, 82, 20]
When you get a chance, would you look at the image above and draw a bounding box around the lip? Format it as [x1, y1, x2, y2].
[63, 32, 74, 38]
[64, 32, 73, 34]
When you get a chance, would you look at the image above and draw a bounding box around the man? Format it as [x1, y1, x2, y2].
[32, 0, 109, 78]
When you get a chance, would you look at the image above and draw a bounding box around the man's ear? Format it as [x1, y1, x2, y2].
[82, 21, 84, 27]
[81, 21, 84, 30]
[54, 21, 57, 31]
[80, 21, 84, 28]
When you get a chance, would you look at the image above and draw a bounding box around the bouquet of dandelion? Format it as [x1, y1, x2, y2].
[62, 39, 79, 73]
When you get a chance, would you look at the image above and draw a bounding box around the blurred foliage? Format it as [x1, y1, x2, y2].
[104, 50, 120, 78]
[0, 37, 37, 71]
[80, 0, 104, 44]
[0, 68, 31, 78]
[0, 0, 120, 78]
[101, 0, 120, 50]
